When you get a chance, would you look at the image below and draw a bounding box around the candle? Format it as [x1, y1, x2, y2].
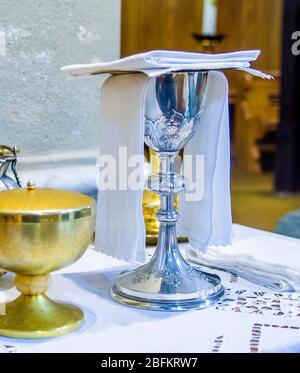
[202, 0, 218, 36]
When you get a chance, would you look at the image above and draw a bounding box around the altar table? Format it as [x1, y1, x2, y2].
[0, 224, 300, 353]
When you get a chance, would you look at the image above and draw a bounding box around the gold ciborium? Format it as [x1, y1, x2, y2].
[0, 182, 95, 338]
[143, 148, 188, 245]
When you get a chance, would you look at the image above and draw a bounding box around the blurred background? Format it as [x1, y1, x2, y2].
[1, 0, 300, 238]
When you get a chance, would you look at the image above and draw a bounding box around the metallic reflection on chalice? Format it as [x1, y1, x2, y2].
[112, 72, 225, 311]
[0, 182, 95, 338]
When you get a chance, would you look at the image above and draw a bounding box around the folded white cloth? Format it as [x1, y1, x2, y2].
[61, 50, 270, 263]
[61, 49, 272, 79]
[187, 236, 300, 291]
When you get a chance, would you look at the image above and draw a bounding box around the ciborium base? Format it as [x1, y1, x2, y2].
[0, 294, 84, 339]
[112, 243, 224, 312]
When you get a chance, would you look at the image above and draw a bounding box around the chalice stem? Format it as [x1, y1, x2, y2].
[148, 152, 193, 291]
[154, 152, 182, 264]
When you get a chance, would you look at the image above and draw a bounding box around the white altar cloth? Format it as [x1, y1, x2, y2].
[0, 225, 300, 354]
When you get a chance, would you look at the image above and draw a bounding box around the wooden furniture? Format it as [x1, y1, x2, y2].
[233, 72, 281, 173]
[121, 0, 204, 57]
[121, 0, 283, 174]
[121, 0, 283, 69]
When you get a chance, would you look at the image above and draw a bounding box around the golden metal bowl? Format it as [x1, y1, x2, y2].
[0, 182, 96, 339]
[143, 190, 189, 245]
[143, 149, 188, 246]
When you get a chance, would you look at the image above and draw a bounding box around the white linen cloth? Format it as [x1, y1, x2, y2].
[61, 50, 271, 263]
[2, 226, 300, 353]
[187, 236, 300, 292]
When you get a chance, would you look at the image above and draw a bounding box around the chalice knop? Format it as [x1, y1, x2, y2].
[112, 72, 225, 311]
[0, 182, 95, 338]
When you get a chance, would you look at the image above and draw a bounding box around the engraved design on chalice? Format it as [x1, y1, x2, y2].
[112, 72, 225, 311]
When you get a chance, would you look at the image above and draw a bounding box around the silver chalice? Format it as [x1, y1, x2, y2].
[112, 72, 225, 311]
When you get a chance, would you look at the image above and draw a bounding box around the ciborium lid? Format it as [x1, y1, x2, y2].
[0, 181, 95, 223]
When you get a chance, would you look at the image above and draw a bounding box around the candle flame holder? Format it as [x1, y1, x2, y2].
[193, 34, 225, 53]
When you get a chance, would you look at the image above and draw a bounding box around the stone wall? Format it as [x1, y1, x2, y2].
[0, 0, 120, 158]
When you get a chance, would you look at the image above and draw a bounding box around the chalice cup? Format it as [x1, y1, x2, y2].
[112, 72, 225, 311]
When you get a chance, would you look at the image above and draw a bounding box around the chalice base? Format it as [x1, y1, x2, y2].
[112, 251, 225, 312]
[0, 294, 84, 339]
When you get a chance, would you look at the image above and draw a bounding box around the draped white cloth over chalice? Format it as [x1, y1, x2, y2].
[96, 71, 232, 263]
[62, 50, 271, 264]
